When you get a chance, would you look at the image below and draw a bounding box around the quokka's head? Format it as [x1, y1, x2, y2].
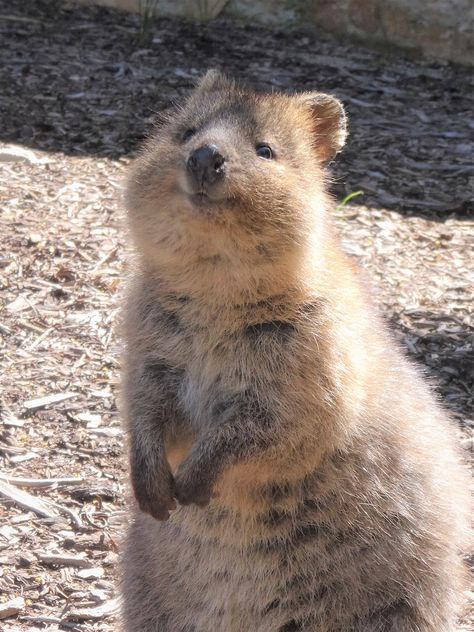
[127, 70, 347, 267]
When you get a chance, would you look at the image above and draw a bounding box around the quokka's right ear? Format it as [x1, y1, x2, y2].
[195, 69, 233, 93]
[296, 92, 348, 163]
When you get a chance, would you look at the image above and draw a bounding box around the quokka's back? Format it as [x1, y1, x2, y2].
[120, 70, 470, 632]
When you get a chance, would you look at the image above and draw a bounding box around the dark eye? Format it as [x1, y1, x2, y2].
[256, 144, 273, 160]
[182, 129, 196, 142]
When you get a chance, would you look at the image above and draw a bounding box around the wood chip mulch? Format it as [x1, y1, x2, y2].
[0, 2, 472, 630]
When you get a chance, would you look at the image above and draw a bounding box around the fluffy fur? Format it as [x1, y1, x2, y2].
[120, 70, 469, 631]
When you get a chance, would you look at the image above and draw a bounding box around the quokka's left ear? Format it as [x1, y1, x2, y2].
[296, 92, 348, 163]
[195, 68, 233, 93]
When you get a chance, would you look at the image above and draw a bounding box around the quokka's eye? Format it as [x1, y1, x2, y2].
[182, 129, 196, 142]
[256, 144, 273, 160]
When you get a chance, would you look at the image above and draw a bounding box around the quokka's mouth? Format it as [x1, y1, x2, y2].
[189, 191, 210, 205]
[187, 190, 226, 209]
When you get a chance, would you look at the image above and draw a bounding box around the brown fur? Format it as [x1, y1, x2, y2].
[120, 70, 469, 631]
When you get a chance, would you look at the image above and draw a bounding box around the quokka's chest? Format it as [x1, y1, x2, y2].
[172, 339, 254, 432]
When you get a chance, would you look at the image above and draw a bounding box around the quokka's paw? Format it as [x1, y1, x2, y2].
[173, 464, 215, 509]
[136, 488, 177, 521]
[132, 466, 177, 521]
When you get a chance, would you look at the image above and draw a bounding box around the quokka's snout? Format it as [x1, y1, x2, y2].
[186, 144, 226, 188]
[184, 142, 227, 207]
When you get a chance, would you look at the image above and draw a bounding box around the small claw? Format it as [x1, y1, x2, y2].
[137, 494, 178, 521]
[174, 487, 191, 506]
[139, 501, 164, 521]
[154, 508, 170, 521]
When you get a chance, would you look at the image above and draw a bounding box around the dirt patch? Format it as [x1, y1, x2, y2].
[0, 2, 472, 630]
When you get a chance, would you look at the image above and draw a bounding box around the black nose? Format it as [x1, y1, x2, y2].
[186, 144, 226, 187]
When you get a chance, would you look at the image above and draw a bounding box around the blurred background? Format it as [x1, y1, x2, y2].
[0, 1, 472, 630]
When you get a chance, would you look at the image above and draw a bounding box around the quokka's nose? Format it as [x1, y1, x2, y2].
[186, 145, 226, 186]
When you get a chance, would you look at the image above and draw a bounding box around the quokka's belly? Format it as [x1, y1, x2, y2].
[122, 447, 466, 632]
[122, 497, 398, 632]
[122, 507, 288, 632]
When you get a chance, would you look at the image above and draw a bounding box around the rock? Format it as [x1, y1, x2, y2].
[18, 552, 36, 568]
[77, 567, 104, 580]
[0, 597, 25, 620]
[348, 0, 380, 34]
[0, 144, 41, 164]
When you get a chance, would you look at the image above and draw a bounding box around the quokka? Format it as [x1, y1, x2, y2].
[120, 70, 469, 632]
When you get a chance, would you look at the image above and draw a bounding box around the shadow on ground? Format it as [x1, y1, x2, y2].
[390, 310, 474, 422]
[0, 1, 472, 220]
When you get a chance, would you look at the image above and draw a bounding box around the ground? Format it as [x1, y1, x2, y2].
[0, 2, 472, 630]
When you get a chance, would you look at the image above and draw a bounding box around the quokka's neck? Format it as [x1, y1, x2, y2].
[140, 245, 320, 315]
[137, 213, 363, 328]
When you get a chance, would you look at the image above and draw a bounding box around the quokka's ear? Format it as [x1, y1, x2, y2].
[196, 69, 233, 93]
[297, 92, 347, 163]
